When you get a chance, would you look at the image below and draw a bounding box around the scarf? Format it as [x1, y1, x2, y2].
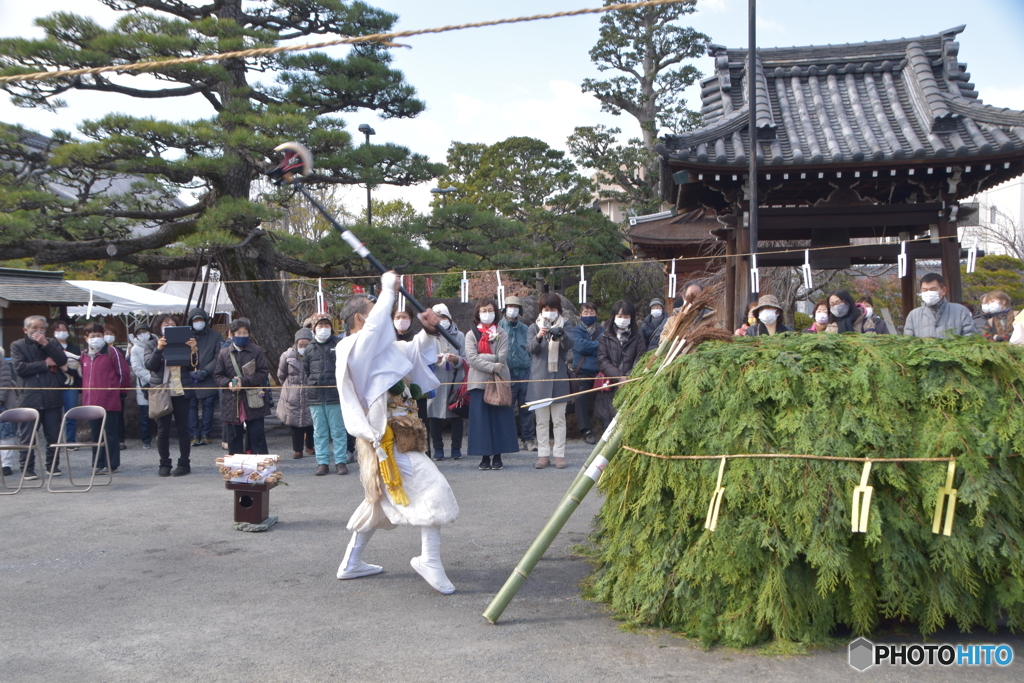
[476, 324, 498, 355]
[536, 314, 565, 373]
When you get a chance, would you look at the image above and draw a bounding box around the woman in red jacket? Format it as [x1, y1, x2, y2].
[80, 323, 131, 474]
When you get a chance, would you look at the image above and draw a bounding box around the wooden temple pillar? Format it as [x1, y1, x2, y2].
[901, 255, 917, 323]
[735, 216, 750, 328]
[938, 201, 962, 303]
[725, 229, 736, 329]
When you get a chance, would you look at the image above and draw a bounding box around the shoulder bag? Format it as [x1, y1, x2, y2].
[230, 351, 265, 409]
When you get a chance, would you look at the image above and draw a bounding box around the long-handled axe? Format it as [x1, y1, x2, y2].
[266, 141, 460, 350]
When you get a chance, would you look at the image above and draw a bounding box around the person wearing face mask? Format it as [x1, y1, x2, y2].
[277, 328, 315, 459]
[465, 298, 519, 471]
[304, 313, 349, 475]
[423, 304, 465, 461]
[214, 319, 270, 456]
[498, 296, 536, 452]
[745, 295, 795, 337]
[903, 273, 977, 339]
[979, 291, 1016, 342]
[51, 320, 82, 446]
[804, 300, 833, 333]
[596, 300, 645, 431]
[572, 301, 602, 444]
[184, 307, 223, 448]
[79, 323, 131, 474]
[640, 298, 666, 348]
[146, 315, 197, 476]
[129, 323, 156, 449]
[526, 292, 574, 470]
[853, 296, 889, 334]
[823, 290, 863, 334]
[101, 324, 130, 450]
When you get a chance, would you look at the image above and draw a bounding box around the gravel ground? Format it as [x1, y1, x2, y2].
[1, 426, 1020, 682]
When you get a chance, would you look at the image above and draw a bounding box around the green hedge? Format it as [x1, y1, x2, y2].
[588, 333, 1024, 646]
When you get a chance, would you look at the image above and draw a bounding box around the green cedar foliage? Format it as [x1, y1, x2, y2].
[589, 333, 1024, 646]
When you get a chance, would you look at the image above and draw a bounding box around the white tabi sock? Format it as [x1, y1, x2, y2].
[337, 529, 383, 579]
[410, 525, 455, 594]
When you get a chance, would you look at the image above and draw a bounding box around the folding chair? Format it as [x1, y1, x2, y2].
[47, 405, 113, 493]
[0, 408, 42, 495]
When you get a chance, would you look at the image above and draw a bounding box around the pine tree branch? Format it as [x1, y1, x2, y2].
[2, 218, 197, 263]
[76, 76, 210, 100]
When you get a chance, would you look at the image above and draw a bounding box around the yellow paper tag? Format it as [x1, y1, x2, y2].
[851, 462, 873, 533]
[931, 460, 957, 536]
[704, 457, 727, 531]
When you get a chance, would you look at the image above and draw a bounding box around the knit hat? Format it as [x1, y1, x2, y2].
[311, 313, 333, 330]
[752, 294, 784, 316]
[649, 298, 665, 309]
[134, 323, 151, 333]
[432, 303, 452, 319]
[294, 328, 313, 342]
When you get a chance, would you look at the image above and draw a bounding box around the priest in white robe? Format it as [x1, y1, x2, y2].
[334, 271, 460, 594]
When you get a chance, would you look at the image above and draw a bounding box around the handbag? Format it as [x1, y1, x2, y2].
[483, 373, 512, 407]
[148, 382, 173, 419]
[593, 372, 612, 392]
[567, 357, 585, 395]
[448, 359, 470, 419]
[229, 351, 264, 409]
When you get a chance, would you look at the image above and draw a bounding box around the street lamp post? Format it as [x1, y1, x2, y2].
[358, 123, 376, 226]
[430, 186, 458, 207]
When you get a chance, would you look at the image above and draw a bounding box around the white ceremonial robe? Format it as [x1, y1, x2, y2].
[336, 285, 459, 532]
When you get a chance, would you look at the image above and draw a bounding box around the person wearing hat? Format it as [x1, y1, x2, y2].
[426, 303, 465, 461]
[184, 307, 223, 447]
[640, 298, 665, 348]
[304, 312, 349, 475]
[497, 296, 536, 450]
[129, 322, 157, 449]
[277, 328, 315, 459]
[499, 295, 536, 451]
[745, 295, 795, 337]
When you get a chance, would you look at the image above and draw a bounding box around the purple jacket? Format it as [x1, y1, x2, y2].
[81, 344, 131, 412]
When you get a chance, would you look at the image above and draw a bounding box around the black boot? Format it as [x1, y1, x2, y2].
[158, 460, 172, 477]
[171, 459, 191, 477]
[478, 456, 491, 470]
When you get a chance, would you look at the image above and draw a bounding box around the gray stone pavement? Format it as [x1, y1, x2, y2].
[1, 426, 1020, 682]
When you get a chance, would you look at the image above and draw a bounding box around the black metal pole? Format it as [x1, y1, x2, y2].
[293, 182, 461, 350]
[364, 131, 373, 228]
[748, 0, 758, 298]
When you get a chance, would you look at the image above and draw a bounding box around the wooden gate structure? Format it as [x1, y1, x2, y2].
[655, 26, 1024, 327]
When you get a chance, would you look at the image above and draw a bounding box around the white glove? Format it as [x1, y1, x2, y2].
[381, 271, 398, 293]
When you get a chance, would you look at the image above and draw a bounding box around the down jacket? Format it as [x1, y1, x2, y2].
[276, 347, 313, 428]
[80, 344, 131, 412]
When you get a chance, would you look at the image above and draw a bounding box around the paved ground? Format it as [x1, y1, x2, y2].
[1, 426, 1020, 682]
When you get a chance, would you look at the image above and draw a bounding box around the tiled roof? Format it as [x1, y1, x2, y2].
[0, 268, 113, 306]
[658, 26, 1024, 167]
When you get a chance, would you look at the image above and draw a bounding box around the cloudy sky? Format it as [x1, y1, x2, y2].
[1, 0, 1022, 214]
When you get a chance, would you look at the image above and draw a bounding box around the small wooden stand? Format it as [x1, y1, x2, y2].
[226, 480, 278, 531]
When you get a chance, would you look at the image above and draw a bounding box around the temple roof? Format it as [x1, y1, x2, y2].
[658, 26, 1024, 168]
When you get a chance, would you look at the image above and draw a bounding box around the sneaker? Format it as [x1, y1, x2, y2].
[1, 466, 11, 477]
[433, 449, 445, 462]
[93, 468, 108, 476]
[221, 442, 229, 450]
[158, 466, 172, 477]
[584, 431, 598, 445]
[23, 470, 39, 481]
[199, 435, 211, 446]
[171, 466, 190, 477]
[119, 442, 127, 450]
[478, 456, 491, 470]
[335, 463, 348, 475]
[190, 436, 201, 447]
[528, 440, 538, 452]
[305, 448, 315, 456]
[451, 448, 463, 460]
[492, 455, 503, 470]
[142, 442, 153, 450]
[315, 464, 330, 476]
[49, 469, 63, 477]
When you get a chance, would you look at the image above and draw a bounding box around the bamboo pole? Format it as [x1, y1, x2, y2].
[483, 427, 624, 624]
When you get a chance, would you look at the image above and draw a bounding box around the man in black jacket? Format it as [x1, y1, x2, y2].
[11, 315, 68, 479]
[185, 307, 223, 446]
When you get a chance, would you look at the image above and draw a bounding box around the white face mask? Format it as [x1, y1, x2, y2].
[479, 312, 495, 325]
[614, 316, 631, 329]
[505, 307, 519, 319]
[136, 332, 150, 342]
[829, 303, 849, 318]
[982, 301, 1003, 315]
[542, 310, 558, 322]
[758, 309, 779, 325]
[87, 337, 105, 350]
[54, 330, 69, 341]
[297, 346, 307, 356]
[394, 318, 411, 332]
[920, 291, 942, 307]
[192, 320, 206, 331]
[651, 308, 663, 319]
[314, 328, 332, 342]
[103, 335, 116, 345]
[863, 307, 874, 319]
[439, 319, 452, 330]
[815, 312, 830, 324]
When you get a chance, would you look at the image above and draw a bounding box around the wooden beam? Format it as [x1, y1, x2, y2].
[938, 204, 962, 303]
[902, 257, 917, 324]
[725, 230, 736, 329]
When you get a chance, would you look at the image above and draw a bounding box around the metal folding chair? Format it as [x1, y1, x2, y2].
[0, 408, 42, 495]
[47, 405, 112, 493]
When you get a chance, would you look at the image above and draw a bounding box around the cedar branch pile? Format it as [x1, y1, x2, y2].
[588, 333, 1024, 646]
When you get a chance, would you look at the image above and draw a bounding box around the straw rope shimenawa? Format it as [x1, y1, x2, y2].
[621, 446, 1024, 463]
[0, 0, 694, 84]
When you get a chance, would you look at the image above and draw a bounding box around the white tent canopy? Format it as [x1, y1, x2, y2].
[66, 280, 190, 317]
[155, 280, 235, 315]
